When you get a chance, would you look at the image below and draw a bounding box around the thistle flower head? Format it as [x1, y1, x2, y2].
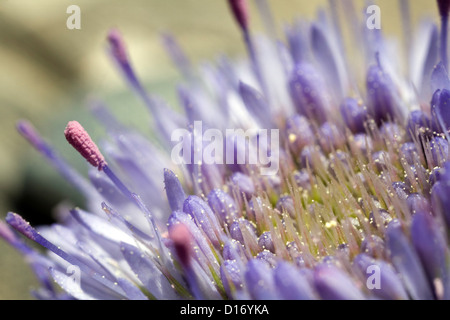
[4, 1, 450, 300]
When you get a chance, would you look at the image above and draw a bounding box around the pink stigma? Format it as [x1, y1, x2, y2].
[64, 121, 106, 170]
[228, 0, 249, 31]
[0, 220, 17, 244]
[169, 223, 193, 267]
[108, 28, 128, 64]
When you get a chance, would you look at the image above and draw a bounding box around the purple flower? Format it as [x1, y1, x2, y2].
[4, 0, 450, 300]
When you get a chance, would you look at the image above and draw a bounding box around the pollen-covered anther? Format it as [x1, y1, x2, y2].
[64, 121, 106, 170]
[5, 212, 37, 241]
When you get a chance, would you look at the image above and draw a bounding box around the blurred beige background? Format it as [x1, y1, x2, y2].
[0, 0, 435, 299]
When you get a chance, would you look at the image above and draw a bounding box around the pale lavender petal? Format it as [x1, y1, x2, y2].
[353, 253, 408, 300]
[207, 188, 240, 226]
[116, 278, 149, 300]
[120, 242, 179, 300]
[183, 195, 222, 246]
[220, 259, 244, 297]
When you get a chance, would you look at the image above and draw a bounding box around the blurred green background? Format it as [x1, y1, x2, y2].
[0, 0, 435, 299]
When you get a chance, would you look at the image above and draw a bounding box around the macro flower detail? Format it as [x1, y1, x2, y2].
[3, 0, 450, 301]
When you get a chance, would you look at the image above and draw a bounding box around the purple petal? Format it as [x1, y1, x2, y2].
[239, 81, 271, 128]
[340, 97, 368, 133]
[13, 217, 127, 299]
[313, 263, 365, 300]
[183, 195, 222, 246]
[120, 242, 179, 300]
[116, 278, 149, 300]
[177, 86, 204, 124]
[431, 89, 450, 132]
[256, 250, 277, 268]
[285, 21, 309, 64]
[369, 209, 392, 230]
[406, 110, 433, 140]
[406, 193, 432, 215]
[89, 170, 128, 208]
[70, 209, 135, 245]
[411, 211, 447, 296]
[244, 259, 279, 299]
[300, 145, 326, 171]
[399, 142, 420, 166]
[6, 212, 37, 241]
[414, 23, 438, 99]
[246, 197, 263, 222]
[222, 239, 248, 263]
[431, 61, 450, 93]
[353, 254, 408, 300]
[160, 32, 192, 79]
[207, 188, 239, 226]
[318, 122, 345, 154]
[220, 259, 244, 297]
[380, 122, 404, 144]
[273, 261, 317, 300]
[289, 63, 330, 124]
[164, 168, 186, 212]
[429, 167, 443, 186]
[386, 220, 434, 300]
[360, 235, 386, 259]
[293, 169, 312, 190]
[428, 136, 449, 167]
[351, 133, 373, 157]
[431, 180, 450, 228]
[167, 210, 218, 272]
[229, 218, 257, 246]
[224, 131, 256, 174]
[230, 172, 255, 201]
[372, 150, 390, 172]
[366, 63, 399, 123]
[49, 267, 95, 300]
[390, 181, 411, 200]
[276, 196, 295, 219]
[285, 114, 315, 156]
[311, 23, 345, 98]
